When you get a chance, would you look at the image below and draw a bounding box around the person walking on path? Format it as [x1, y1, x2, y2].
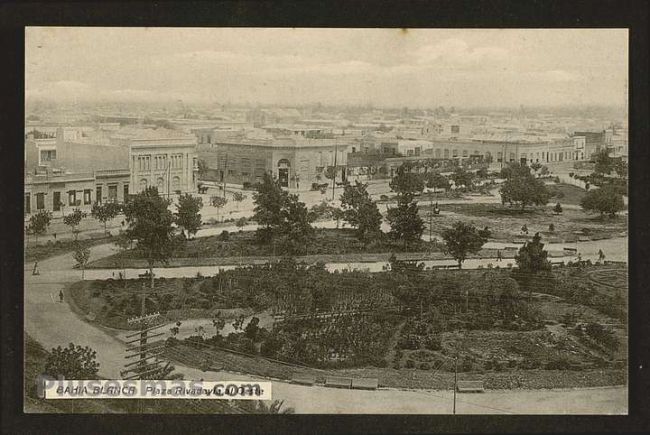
[32, 261, 40, 276]
[496, 250, 502, 262]
[59, 290, 64, 303]
[598, 249, 605, 262]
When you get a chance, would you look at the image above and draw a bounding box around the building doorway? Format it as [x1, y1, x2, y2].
[277, 159, 290, 188]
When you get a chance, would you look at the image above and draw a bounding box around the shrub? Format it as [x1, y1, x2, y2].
[397, 334, 421, 350]
[393, 361, 401, 370]
[419, 362, 431, 370]
[218, 230, 230, 241]
[405, 359, 415, 369]
[545, 356, 572, 370]
[461, 359, 473, 372]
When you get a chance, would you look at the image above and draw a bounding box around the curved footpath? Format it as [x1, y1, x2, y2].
[24, 242, 627, 414]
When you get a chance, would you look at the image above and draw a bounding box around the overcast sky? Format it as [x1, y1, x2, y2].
[25, 27, 628, 108]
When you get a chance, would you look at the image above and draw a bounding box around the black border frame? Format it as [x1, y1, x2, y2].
[1, 1, 648, 433]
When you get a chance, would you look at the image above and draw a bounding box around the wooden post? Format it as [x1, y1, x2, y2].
[453, 356, 458, 415]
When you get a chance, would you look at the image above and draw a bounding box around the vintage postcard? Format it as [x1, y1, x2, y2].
[23, 27, 628, 415]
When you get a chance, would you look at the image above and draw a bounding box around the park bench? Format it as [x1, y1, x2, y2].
[325, 376, 352, 389]
[291, 375, 316, 386]
[578, 236, 591, 242]
[351, 378, 379, 390]
[456, 380, 485, 393]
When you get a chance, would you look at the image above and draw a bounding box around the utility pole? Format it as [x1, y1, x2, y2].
[223, 153, 229, 199]
[167, 160, 171, 201]
[331, 141, 338, 201]
[121, 284, 168, 381]
[453, 356, 458, 415]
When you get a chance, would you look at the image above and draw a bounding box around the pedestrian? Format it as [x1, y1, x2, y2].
[32, 261, 40, 276]
[497, 250, 502, 262]
[598, 249, 605, 262]
[59, 290, 64, 303]
[53, 233, 57, 240]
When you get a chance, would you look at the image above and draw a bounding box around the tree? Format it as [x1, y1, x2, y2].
[253, 173, 314, 252]
[175, 193, 203, 238]
[277, 193, 315, 254]
[592, 148, 615, 175]
[425, 173, 450, 191]
[389, 167, 424, 202]
[553, 202, 563, 215]
[441, 222, 490, 269]
[386, 201, 424, 246]
[580, 186, 625, 217]
[235, 217, 247, 231]
[500, 162, 530, 180]
[475, 167, 488, 179]
[210, 195, 228, 222]
[72, 243, 91, 279]
[232, 192, 246, 210]
[548, 223, 555, 233]
[613, 159, 627, 179]
[340, 181, 382, 242]
[44, 343, 99, 379]
[253, 173, 288, 242]
[514, 232, 552, 299]
[91, 202, 121, 235]
[63, 208, 87, 240]
[27, 210, 52, 243]
[123, 187, 177, 289]
[387, 166, 425, 246]
[113, 233, 132, 281]
[500, 172, 550, 210]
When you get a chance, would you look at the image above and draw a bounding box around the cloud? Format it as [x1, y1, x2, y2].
[414, 39, 509, 67]
[26, 80, 204, 103]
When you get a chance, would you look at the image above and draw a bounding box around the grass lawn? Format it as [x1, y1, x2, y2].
[88, 228, 442, 268]
[423, 202, 626, 242]
[25, 236, 112, 263]
[547, 183, 589, 206]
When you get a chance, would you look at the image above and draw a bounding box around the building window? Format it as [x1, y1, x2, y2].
[84, 189, 91, 205]
[96, 186, 102, 203]
[452, 149, 458, 158]
[25, 193, 31, 214]
[40, 149, 56, 162]
[108, 185, 118, 201]
[53, 192, 61, 211]
[68, 190, 76, 206]
[123, 184, 129, 201]
[139, 179, 148, 190]
[36, 193, 45, 210]
[228, 169, 236, 176]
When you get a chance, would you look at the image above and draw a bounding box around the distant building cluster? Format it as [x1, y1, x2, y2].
[24, 104, 627, 216]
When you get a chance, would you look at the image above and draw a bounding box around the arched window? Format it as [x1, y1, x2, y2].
[139, 178, 148, 191]
[172, 176, 181, 191]
[157, 177, 165, 193]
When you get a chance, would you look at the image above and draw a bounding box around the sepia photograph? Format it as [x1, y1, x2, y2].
[22, 26, 629, 415]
